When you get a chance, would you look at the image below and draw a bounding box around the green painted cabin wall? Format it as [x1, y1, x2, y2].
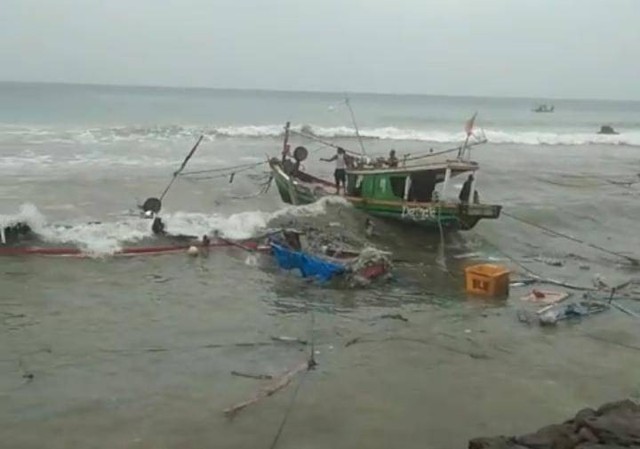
[360, 174, 406, 201]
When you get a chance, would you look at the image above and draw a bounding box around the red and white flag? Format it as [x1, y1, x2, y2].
[464, 112, 478, 137]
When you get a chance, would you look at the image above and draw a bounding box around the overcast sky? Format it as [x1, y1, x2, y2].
[1, 0, 638, 100]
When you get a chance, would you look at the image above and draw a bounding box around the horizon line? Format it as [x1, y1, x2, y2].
[1, 79, 638, 103]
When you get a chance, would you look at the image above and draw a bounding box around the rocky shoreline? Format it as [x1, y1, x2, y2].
[470, 399, 640, 449]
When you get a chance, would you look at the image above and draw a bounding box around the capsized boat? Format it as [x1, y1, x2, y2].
[0, 217, 269, 257]
[0, 228, 267, 258]
[0, 219, 391, 284]
[269, 124, 502, 232]
[267, 229, 391, 283]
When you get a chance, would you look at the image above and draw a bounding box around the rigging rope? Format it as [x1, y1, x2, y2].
[291, 129, 488, 164]
[502, 211, 639, 266]
[267, 301, 317, 449]
[402, 138, 487, 163]
[435, 204, 447, 271]
[267, 370, 309, 449]
[180, 142, 328, 181]
[288, 129, 360, 155]
[180, 160, 267, 176]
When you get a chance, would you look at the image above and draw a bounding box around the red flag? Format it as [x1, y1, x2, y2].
[464, 112, 477, 136]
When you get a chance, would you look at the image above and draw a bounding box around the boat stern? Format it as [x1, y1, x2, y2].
[458, 203, 502, 230]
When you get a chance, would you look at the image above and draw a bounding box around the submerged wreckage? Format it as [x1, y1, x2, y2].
[0, 216, 391, 285]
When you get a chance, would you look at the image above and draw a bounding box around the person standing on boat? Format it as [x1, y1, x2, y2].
[321, 147, 347, 194]
[387, 150, 399, 168]
[459, 174, 474, 203]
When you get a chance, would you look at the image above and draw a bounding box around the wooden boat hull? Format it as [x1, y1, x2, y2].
[271, 159, 334, 205]
[348, 198, 500, 231]
[269, 159, 501, 231]
[0, 239, 269, 257]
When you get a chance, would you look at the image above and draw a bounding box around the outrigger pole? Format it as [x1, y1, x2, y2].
[140, 134, 204, 214]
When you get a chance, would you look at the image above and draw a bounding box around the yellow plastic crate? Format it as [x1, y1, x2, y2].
[464, 264, 510, 297]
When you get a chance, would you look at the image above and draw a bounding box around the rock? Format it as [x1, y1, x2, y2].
[468, 436, 528, 449]
[575, 444, 630, 448]
[576, 426, 599, 444]
[515, 423, 578, 449]
[470, 400, 640, 449]
[595, 399, 640, 416]
[572, 408, 598, 429]
[582, 407, 640, 446]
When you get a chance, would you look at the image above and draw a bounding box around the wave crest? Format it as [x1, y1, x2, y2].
[1, 123, 639, 146]
[0, 199, 346, 255]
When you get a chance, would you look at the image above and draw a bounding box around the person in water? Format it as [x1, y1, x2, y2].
[321, 147, 347, 194]
[151, 217, 166, 235]
[1, 222, 32, 245]
[459, 174, 474, 203]
[387, 149, 399, 168]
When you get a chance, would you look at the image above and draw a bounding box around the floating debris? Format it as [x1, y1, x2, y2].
[536, 256, 564, 267]
[520, 289, 570, 306]
[231, 371, 273, 380]
[379, 313, 409, 322]
[224, 359, 315, 418]
[538, 301, 609, 326]
[270, 336, 308, 345]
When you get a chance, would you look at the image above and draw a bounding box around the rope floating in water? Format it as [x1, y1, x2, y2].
[502, 211, 639, 266]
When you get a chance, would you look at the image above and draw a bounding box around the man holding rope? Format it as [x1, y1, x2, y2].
[321, 147, 348, 194]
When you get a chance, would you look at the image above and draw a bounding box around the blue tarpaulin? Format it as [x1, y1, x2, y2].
[270, 242, 345, 282]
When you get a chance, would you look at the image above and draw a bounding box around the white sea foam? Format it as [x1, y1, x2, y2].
[0, 199, 342, 255]
[0, 203, 47, 229]
[270, 195, 351, 220]
[2, 123, 639, 146]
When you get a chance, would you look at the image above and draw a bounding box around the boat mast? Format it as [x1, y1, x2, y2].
[458, 112, 477, 160]
[345, 95, 367, 156]
[282, 121, 291, 162]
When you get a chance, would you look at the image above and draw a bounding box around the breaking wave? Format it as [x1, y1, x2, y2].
[1, 123, 639, 146]
[0, 198, 350, 255]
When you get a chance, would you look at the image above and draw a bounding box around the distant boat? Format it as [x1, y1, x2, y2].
[597, 125, 619, 135]
[533, 104, 554, 113]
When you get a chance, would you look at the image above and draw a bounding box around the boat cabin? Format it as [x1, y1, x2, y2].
[345, 160, 479, 204]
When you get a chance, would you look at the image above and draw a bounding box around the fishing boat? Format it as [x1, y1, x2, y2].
[269, 123, 502, 231]
[597, 125, 619, 135]
[533, 104, 554, 113]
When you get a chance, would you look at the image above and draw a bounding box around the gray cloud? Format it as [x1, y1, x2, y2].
[1, 0, 638, 99]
